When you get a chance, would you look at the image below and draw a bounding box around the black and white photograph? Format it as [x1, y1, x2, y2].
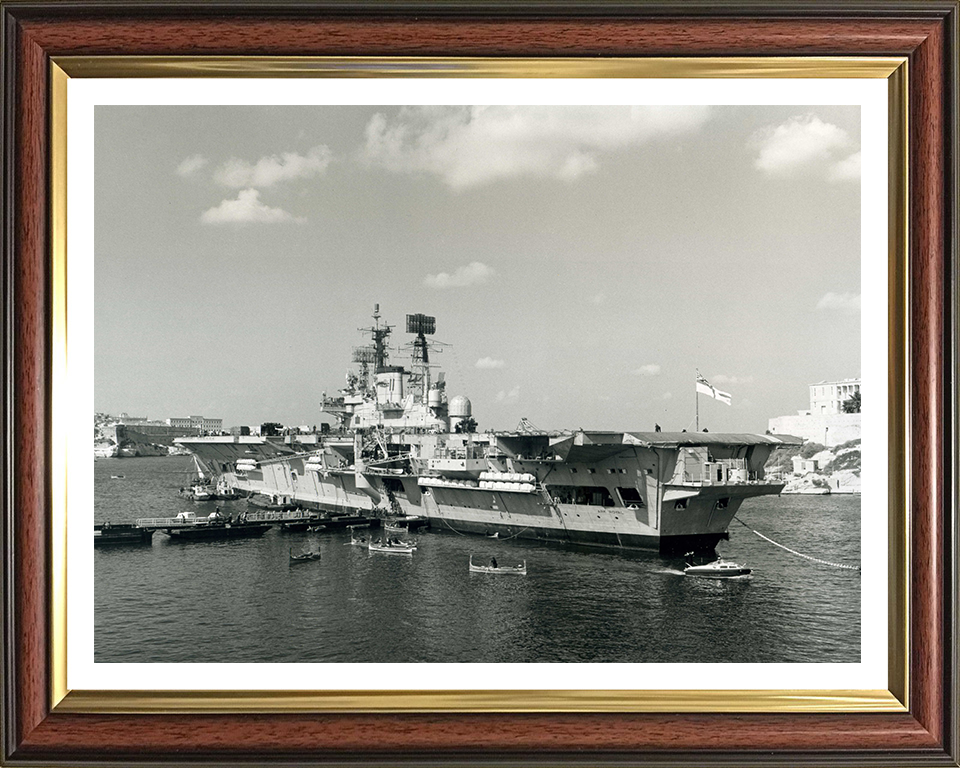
[88, 92, 869, 670]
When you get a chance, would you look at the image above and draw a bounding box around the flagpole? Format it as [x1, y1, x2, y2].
[695, 370, 699, 432]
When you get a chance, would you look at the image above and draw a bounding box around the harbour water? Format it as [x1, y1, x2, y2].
[95, 456, 861, 663]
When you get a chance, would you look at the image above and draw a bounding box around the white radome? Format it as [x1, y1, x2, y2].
[449, 395, 472, 418]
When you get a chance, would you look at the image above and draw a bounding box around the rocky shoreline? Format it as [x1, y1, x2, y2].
[765, 439, 861, 495]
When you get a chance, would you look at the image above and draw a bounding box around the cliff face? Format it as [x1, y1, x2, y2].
[765, 439, 861, 495]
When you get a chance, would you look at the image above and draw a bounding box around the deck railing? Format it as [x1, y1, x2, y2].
[244, 510, 315, 522]
[135, 517, 208, 528]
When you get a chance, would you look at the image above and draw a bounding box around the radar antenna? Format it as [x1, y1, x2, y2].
[406, 313, 436, 403]
[351, 346, 377, 391]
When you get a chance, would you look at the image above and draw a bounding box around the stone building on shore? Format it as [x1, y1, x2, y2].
[767, 378, 861, 448]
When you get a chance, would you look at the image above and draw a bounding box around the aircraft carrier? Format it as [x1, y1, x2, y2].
[176, 306, 788, 554]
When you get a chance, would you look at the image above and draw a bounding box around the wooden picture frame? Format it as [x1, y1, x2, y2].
[2, 2, 957, 765]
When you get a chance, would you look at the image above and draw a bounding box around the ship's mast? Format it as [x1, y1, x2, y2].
[406, 313, 436, 403]
[371, 304, 392, 370]
[356, 304, 394, 380]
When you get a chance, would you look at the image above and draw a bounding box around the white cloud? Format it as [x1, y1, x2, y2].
[176, 154, 208, 177]
[475, 357, 505, 369]
[496, 386, 521, 404]
[362, 105, 711, 189]
[712, 374, 754, 386]
[633, 364, 661, 377]
[200, 189, 304, 225]
[214, 145, 332, 188]
[425, 261, 495, 289]
[828, 151, 862, 183]
[816, 292, 861, 314]
[754, 115, 852, 177]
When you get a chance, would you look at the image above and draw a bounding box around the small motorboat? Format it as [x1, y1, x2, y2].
[289, 548, 322, 563]
[214, 485, 243, 501]
[469, 555, 526, 575]
[190, 484, 215, 501]
[683, 556, 751, 578]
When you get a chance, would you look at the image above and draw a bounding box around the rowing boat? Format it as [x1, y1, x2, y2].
[469, 555, 526, 575]
[290, 548, 322, 563]
[368, 540, 415, 555]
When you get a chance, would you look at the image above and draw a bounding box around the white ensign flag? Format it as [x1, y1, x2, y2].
[696, 373, 732, 405]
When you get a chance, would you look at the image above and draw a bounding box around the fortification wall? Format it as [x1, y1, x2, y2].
[767, 413, 861, 447]
[112, 423, 201, 446]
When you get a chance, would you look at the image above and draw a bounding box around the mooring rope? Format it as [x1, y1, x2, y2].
[733, 516, 860, 571]
[439, 516, 470, 536]
[497, 526, 532, 541]
[439, 514, 531, 541]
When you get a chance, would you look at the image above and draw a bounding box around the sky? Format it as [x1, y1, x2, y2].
[94, 104, 861, 433]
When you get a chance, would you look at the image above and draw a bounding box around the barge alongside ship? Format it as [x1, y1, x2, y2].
[94, 523, 154, 546]
[177, 307, 789, 554]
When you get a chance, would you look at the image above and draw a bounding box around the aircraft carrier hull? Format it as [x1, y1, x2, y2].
[177, 431, 787, 554]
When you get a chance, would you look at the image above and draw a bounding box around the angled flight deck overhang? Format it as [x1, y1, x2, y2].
[533, 431, 798, 463]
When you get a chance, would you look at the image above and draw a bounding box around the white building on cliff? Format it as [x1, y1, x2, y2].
[768, 378, 861, 447]
[809, 378, 861, 415]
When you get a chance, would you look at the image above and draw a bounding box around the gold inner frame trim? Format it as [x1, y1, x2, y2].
[886, 62, 910, 711]
[50, 62, 69, 709]
[54, 55, 905, 79]
[49, 56, 909, 715]
[55, 688, 904, 715]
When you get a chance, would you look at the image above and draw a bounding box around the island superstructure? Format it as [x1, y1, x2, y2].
[176, 306, 789, 554]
